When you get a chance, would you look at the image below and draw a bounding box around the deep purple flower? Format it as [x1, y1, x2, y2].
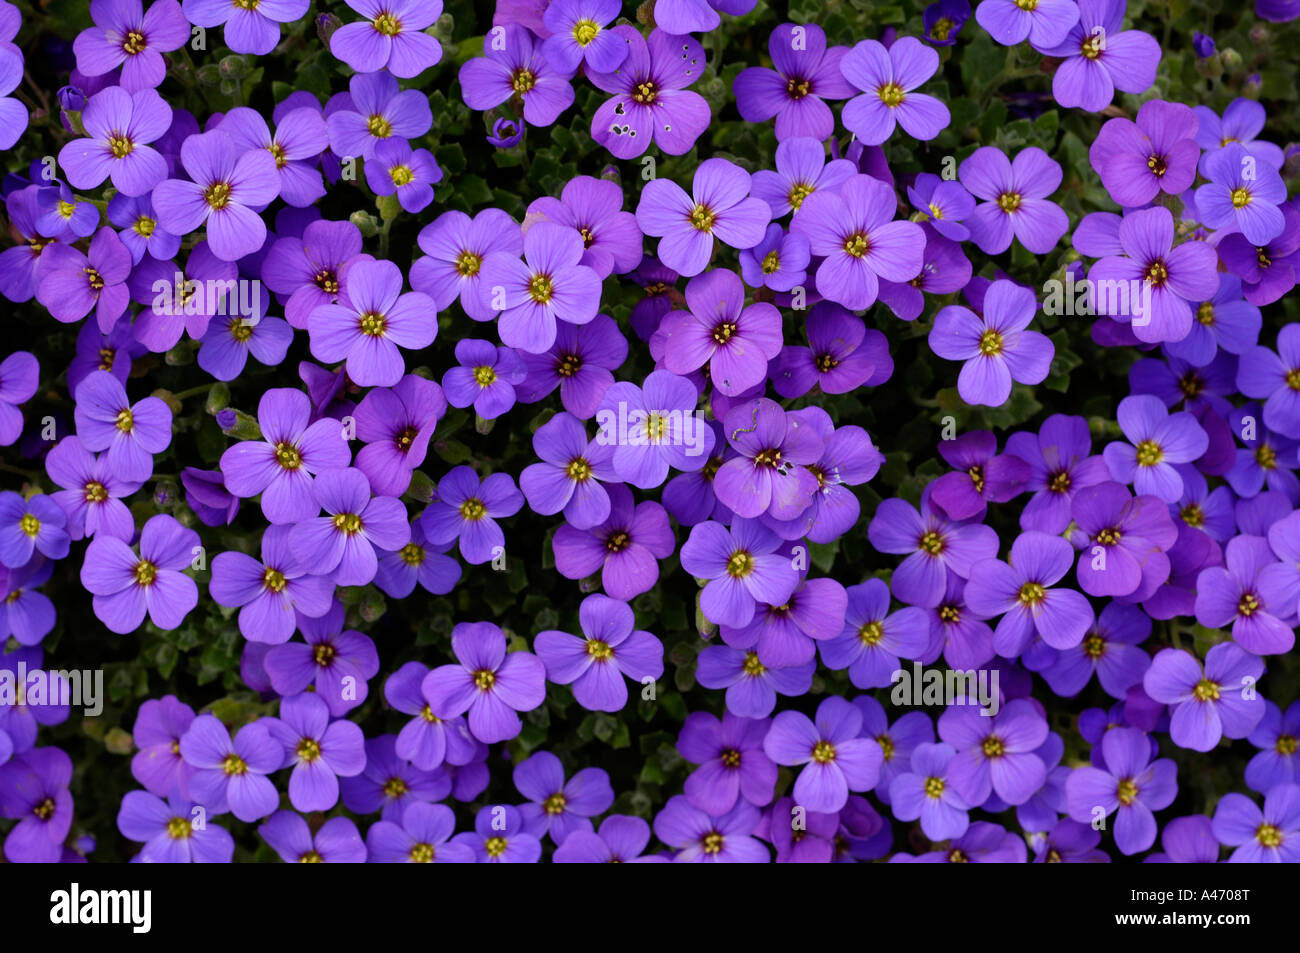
[712, 398, 823, 521]
[588, 26, 710, 159]
[877, 223, 973, 322]
[907, 173, 975, 243]
[422, 621, 546, 744]
[35, 227, 132, 329]
[819, 578, 928, 689]
[769, 304, 890, 399]
[1042, 600, 1151, 700]
[841, 37, 950, 145]
[1040, 0, 1160, 112]
[527, 175, 641, 279]
[419, 465, 522, 565]
[1218, 201, 1300, 308]
[792, 173, 924, 310]
[975, 0, 1076, 46]
[554, 814, 665, 863]
[0, 559, 55, 648]
[117, 791, 234, 863]
[288, 467, 410, 587]
[1212, 784, 1300, 863]
[928, 430, 1030, 522]
[764, 697, 883, 813]
[1143, 643, 1265, 751]
[130, 694, 195, 799]
[516, 313, 628, 419]
[331, 0, 444, 78]
[1070, 481, 1177, 599]
[733, 23, 855, 142]
[459, 23, 570, 126]
[678, 711, 777, 816]
[374, 524, 461, 599]
[1090, 101, 1199, 209]
[636, 158, 771, 279]
[219, 388, 352, 525]
[867, 491, 999, 609]
[1066, 726, 1176, 855]
[888, 741, 971, 840]
[930, 279, 1054, 406]
[441, 339, 527, 420]
[106, 192, 180, 263]
[261, 811, 366, 863]
[449, 804, 541, 863]
[1235, 324, 1300, 439]
[180, 714, 280, 822]
[353, 374, 446, 497]
[1145, 814, 1219, 863]
[80, 513, 198, 634]
[512, 750, 614, 844]
[1246, 701, 1300, 793]
[263, 603, 379, 716]
[152, 130, 280, 262]
[551, 483, 675, 600]
[1194, 536, 1294, 656]
[653, 795, 768, 863]
[924, 0, 971, 45]
[738, 224, 810, 293]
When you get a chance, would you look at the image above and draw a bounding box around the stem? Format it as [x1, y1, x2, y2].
[377, 215, 394, 260]
[173, 384, 214, 401]
[0, 463, 42, 483]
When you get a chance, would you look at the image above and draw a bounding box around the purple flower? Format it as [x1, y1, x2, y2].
[540, 0, 626, 75]
[128, 241, 237, 348]
[364, 137, 442, 214]
[423, 621, 546, 744]
[1143, 643, 1265, 751]
[410, 209, 522, 322]
[220, 105, 329, 207]
[35, 227, 132, 329]
[516, 314, 627, 419]
[764, 697, 883, 813]
[325, 71, 433, 161]
[375, 525, 461, 599]
[288, 467, 410, 587]
[554, 814, 664, 863]
[1065, 726, 1176, 855]
[1194, 143, 1288, 246]
[588, 27, 710, 159]
[681, 517, 799, 628]
[520, 412, 618, 530]
[733, 23, 856, 142]
[1235, 324, 1300, 439]
[0, 351, 37, 446]
[479, 221, 601, 354]
[1040, 0, 1160, 112]
[1089, 101, 1200, 209]
[210, 525, 334, 645]
[1263, 511, 1300, 619]
[922, 575, 996, 669]
[551, 483, 675, 599]
[1218, 201, 1300, 308]
[1194, 536, 1295, 656]
[486, 116, 524, 148]
[738, 224, 810, 292]
[130, 695, 195, 799]
[1071, 481, 1178, 599]
[959, 146, 1068, 254]
[331, 0, 444, 78]
[924, 0, 972, 46]
[0, 493, 69, 569]
[513, 750, 614, 843]
[0, 747, 73, 862]
[45, 436, 140, 541]
[769, 304, 890, 399]
[441, 339, 527, 420]
[182, 0, 307, 56]
[751, 138, 857, 222]
[594, 370, 713, 489]
[261, 811, 366, 863]
[967, 531, 1094, 658]
[1007, 414, 1114, 534]
[1246, 701, 1300, 793]
[653, 795, 768, 863]
[459, 23, 571, 126]
[0, 559, 55, 648]
[819, 579, 928, 688]
[1042, 600, 1151, 700]
[117, 791, 234, 863]
[449, 804, 541, 863]
[219, 388, 352, 524]
[107, 193, 179, 263]
[659, 269, 783, 396]
[1103, 394, 1210, 503]
[791, 173, 924, 310]
[930, 279, 1054, 406]
[535, 593, 663, 712]
[1194, 99, 1285, 171]
[712, 398, 824, 521]
[867, 492, 999, 609]
[939, 699, 1048, 807]
[72, 0, 190, 92]
[1165, 274, 1262, 366]
[261, 692, 365, 812]
[841, 37, 950, 145]
[888, 741, 971, 840]
[928, 430, 1030, 522]
[263, 604, 380, 716]
[977, 0, 1078, 45]
[180, 714, 281, 822]
[198, 312, 292, 384]
[80, 513, 199, 634]
[636, 158, 771, 279]
[653, 0, 756, 33]
[1145, 814, 1219, 863]
[382, 661, 478, 770]
[1212, 784, 1300, 863]
[367, 802, 474, 863]
[527, 175, 641, 279]
[152, 130, 280, 262]
[340, 733, 449, 820]
[308, 258, 436, 387]
[419, 465, 522, 565]
[678, 711, 777, 816]
[696, 646, 815, 719]
[353, 374, 446, 497]
[907, 173, 975, 243]
[57, 86, 170, 196]
[1192, 30, 1216, 57]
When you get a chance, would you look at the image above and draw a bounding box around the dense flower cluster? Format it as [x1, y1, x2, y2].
[0, 0, 1298, 863]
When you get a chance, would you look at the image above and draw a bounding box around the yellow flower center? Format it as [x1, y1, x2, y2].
[332, 512, 363, 534]
[367, 114, 392, 138]
[1256, 824, 1283, 848]
[1181, 504, 1205, 526]
[785, 76, 811, 99]
[842, 232, 870, 258]
[982, 736, 1005, 758]
[484, 836, 509, 857]
[133, 560, 157, 586]
[19, 513, 40, 537]
[1147, 154, 1167, 176]
[726, 550, 754, 578]
[373, 12, 402, 35]
[919, 530, 945, 555]
[409, 843, 434, 863]
[1135, 439, 1164, 467]
[134, 216, 156, 237]
[166, 816, 192, 839]
[742, 651, 766, 676]
[1117, 779, 1138, 805]
[979, 329, 1004, 355]
[760, 250, 781, 274]
[1192, 678, 1220, 702]
[632, 81, 657, 104]
[473, 365, 497, 387]
[713, 321, 738, 345]
[296, 738, 321, 762]
[456, 251, 481, 276]
[204, 182, 232, 210]
[1083, 633, 1105, 658]
[268, 142, 287, 168]
[1230, 187, 1251, 209]
[389, 165, 414, 187]
[1017, 581, 1046, 606]
[512, 69, 537, 94]
[84, 481, 108, 503]
[459, 498, 487, 521]
[473, 668, 496, 691]
[528, 274, 554, 304]
[1081, 32, 1104, 59]
[1276, 735, 1297, 755]
[123, 30, 147, 55]
[1096, 527, 1122, 546]
[1237, 592, 1261, 617]
[924, 776, 945, 798]
[573, 19, 600, 45]
[382, 776, 407, 798]
[1145, 260, 1169, 287]
[359, 311, 386, 336]
[262, 567, 287, 593]
[586, 639, 614, 661]
[566, 458, 592, 482]
[811, 741, 837, 763]
[858, 620, 884, 645]
[116, 408, 134, 432]
[108, 134, 133, 158]
[877, 82, 905, 107]
[275, 442, 302, 469]
[788, 182, 814, 209]
[544, 792, 567, 814]
[996, 192, 1022, 213]
[222, 754, 248, 776]
[401, 543, 425, 566]
[689, 204, 716, 232]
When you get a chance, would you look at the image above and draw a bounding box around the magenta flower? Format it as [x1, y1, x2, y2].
[34, 226, 132, 330]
